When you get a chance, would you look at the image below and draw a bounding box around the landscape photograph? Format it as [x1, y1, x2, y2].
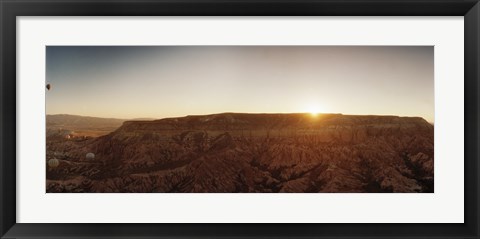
[46, 46, 434, 193]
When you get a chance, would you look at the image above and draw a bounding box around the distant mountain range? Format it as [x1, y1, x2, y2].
[46, 114, 154, 131]
[46, 113, 434, 193]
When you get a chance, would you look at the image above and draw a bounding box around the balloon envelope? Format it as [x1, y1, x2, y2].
[46, 84, 51, 90]
[48, 158, 59, 168]
[86, 153, 95, 160]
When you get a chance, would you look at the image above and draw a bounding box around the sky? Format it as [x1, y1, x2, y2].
[46, 46, 434, 122]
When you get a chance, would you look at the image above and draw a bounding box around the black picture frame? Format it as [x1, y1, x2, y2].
[1, 0, 479, 238]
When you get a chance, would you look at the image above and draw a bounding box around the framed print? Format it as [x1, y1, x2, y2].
[1, 0, 479, 238]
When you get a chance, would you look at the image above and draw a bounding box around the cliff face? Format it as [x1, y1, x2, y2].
[46, 113, 434, 193]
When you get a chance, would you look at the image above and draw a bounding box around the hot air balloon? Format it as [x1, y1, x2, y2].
[46, 84, 51, 90]
[86, 152, 95, 160]
[48, 158, 60, 168]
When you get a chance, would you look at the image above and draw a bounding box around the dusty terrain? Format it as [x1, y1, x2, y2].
[46, 113, 434, 193]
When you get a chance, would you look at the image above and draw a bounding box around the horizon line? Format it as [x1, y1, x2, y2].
[46, 112, 434, 123]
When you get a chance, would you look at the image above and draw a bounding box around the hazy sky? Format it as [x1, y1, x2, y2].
[46, 46, 434, 122]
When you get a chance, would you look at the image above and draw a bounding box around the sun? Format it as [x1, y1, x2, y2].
[306, 105, 322, 116]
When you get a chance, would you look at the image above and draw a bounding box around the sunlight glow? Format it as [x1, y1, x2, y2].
[307, 105, 322, 117]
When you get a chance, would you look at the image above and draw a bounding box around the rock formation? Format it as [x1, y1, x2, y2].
[46, 113, 434, 193]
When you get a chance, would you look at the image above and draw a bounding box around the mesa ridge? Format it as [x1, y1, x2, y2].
[46, 113, 434, 193]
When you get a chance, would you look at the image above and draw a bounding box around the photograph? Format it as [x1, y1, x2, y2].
[45, 46, 434, 193]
